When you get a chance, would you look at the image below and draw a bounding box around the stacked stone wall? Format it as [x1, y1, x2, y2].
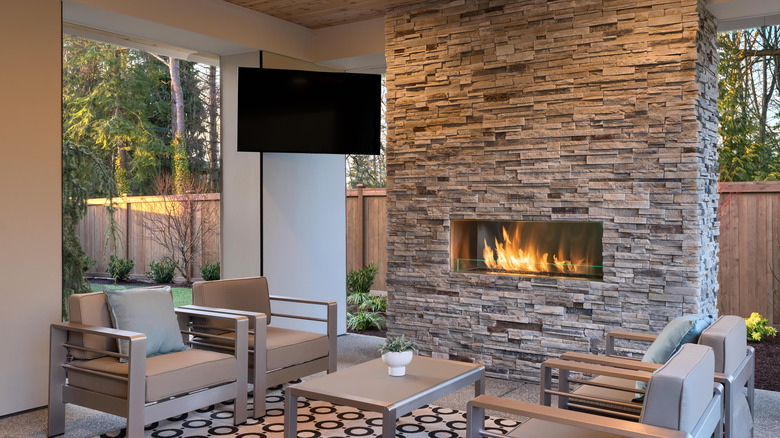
[384, 0, 719, 380]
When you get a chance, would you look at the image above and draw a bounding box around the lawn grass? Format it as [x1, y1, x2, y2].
[89, 282, 193, 307]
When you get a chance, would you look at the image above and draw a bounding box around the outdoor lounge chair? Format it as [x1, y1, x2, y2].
[541, 315, 754, 438]
[185, 276, 337, 419]
[48, 289, 249, 438]
[468, 343, 723, 438]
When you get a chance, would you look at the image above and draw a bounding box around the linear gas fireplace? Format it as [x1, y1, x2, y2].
[451, 220, 603, 281]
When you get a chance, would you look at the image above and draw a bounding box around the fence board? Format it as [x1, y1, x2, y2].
[346, 186, 387, 291]
[718, 182, 780, 325]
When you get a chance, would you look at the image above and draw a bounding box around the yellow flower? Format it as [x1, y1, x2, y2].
[751, 331, 762, 341]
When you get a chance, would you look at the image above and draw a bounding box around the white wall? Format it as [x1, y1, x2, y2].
[221, 51, 263, 279]
[0, 0, 62, 416]
[263, 154, 347, 334]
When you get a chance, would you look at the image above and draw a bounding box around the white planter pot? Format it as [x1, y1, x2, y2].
[381, 350, 414, 376]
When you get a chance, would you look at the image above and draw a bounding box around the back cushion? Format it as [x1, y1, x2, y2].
[192, 276, 272, 329]
[641, 343, 714, 434]
[68, 292, 117, 359]
[698, 315, 747, 376]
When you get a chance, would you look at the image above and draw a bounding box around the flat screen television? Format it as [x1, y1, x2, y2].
[237, 67, 381, 155]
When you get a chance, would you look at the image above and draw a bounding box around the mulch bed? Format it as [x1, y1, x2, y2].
[750, 335, 780, 392]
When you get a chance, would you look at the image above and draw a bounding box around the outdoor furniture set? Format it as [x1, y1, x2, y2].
[47, 278, 754, 438]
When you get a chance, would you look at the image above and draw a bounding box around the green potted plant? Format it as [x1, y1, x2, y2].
[379, 334, 417, 376]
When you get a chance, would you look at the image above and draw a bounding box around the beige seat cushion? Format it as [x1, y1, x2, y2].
[68, 349, 236, 403]
[265, 326, 329, 371]
[192, 277, 272, 328]
[204, 326, 329, 371]
[569, 375, 642, 415]
[68, 292, 117, 360]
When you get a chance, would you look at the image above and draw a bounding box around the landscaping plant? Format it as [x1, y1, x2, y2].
[148, 258, 177, 283]
[346, 263, 385, 332]
[347, 263, 378, 294]
[108, 255, 135, 282]
[746, 312, 778, 342]
[379, 334, 416, 354]
[200, 261, 220, 281]
[347, 311, 386, 331]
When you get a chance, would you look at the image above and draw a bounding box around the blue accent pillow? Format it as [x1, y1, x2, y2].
[103, 286, 187, 362]
[634, 313, 714, 399]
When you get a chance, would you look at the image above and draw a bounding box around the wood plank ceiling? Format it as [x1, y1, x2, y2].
[222, 0, 421, 29]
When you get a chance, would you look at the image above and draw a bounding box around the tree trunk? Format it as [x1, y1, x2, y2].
[207, 65, 219, 191]
[169, 58, 188, 194]
[170, 59, 185, 142]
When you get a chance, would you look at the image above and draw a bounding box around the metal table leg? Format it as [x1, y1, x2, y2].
[284, 387, 298, 438]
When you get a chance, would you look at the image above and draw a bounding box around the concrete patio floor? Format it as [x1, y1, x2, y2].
[2, 333, 778, 437]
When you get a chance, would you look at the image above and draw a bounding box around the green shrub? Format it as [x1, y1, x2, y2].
[108, 255, 134, 281]
[347, 263, 377, 294]
[82, 256, 96, 273]
[347, 311, 385, 331]
[347, 291, 370, 306]
[148, 258, 177, 283]
[746, 312, 778, 342]
[359, 295, 387, 313]
[200, 262, 220, 281]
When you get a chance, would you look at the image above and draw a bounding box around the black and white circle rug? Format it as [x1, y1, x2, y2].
[97, 387, 521, 437]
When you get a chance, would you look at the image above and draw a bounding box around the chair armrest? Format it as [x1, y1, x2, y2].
[544, 358, 652, 382]
[607, 330, 657, 357]
[468, 395, 691, 438]
[561, 352, 662, 372]
[270, 295, 335, 306]
[51, 321, 145, 341]
[175, 307, 250, 350]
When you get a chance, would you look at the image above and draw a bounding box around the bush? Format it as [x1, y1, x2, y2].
[746, 312, 778, 342]
[82, 256, 96, 273]
[200, 262, 220, 281]
[108, 255, 134, 281]
[347, 263, 377, 294]
[347, 311, 385, 331]
[359, 295, 387, 313]
[148, 258, 177, 283]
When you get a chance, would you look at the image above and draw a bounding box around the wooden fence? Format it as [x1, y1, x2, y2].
[346, 186, 387, 291]
[78, 193, 220, 282]
[718, 182, 780, 325]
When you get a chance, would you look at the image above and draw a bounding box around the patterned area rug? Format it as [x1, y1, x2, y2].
[97, 387, 521, 437]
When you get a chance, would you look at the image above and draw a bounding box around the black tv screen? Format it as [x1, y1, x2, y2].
[237, 67, 381, 155]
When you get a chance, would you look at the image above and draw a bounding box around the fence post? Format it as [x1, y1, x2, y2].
[357, 184, 365, 267]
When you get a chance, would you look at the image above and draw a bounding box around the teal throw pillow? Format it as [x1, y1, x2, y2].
[103, 286, 187, 362]
[634, 313, 714, 400]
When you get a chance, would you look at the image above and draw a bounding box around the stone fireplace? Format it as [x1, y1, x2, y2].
[384, 0, 719, 381]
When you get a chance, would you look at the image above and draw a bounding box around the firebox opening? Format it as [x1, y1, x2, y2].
[450, 220, 603, 281]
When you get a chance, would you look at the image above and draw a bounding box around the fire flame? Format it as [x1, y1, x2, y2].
[482, 226, 588, 276]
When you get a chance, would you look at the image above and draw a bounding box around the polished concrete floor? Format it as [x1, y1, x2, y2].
[2, 333, 778, 437]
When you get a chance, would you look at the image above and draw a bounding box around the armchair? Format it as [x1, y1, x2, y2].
[48, 290, 249, 438]
[468, 344, 723, 438]
[542, 315, 754, 438]
[186, 276, 337, 418]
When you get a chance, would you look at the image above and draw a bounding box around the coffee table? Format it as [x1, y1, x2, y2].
[283, 356, 485, 438]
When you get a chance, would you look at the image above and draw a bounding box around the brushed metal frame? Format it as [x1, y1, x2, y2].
[283, 356, 485, 438]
